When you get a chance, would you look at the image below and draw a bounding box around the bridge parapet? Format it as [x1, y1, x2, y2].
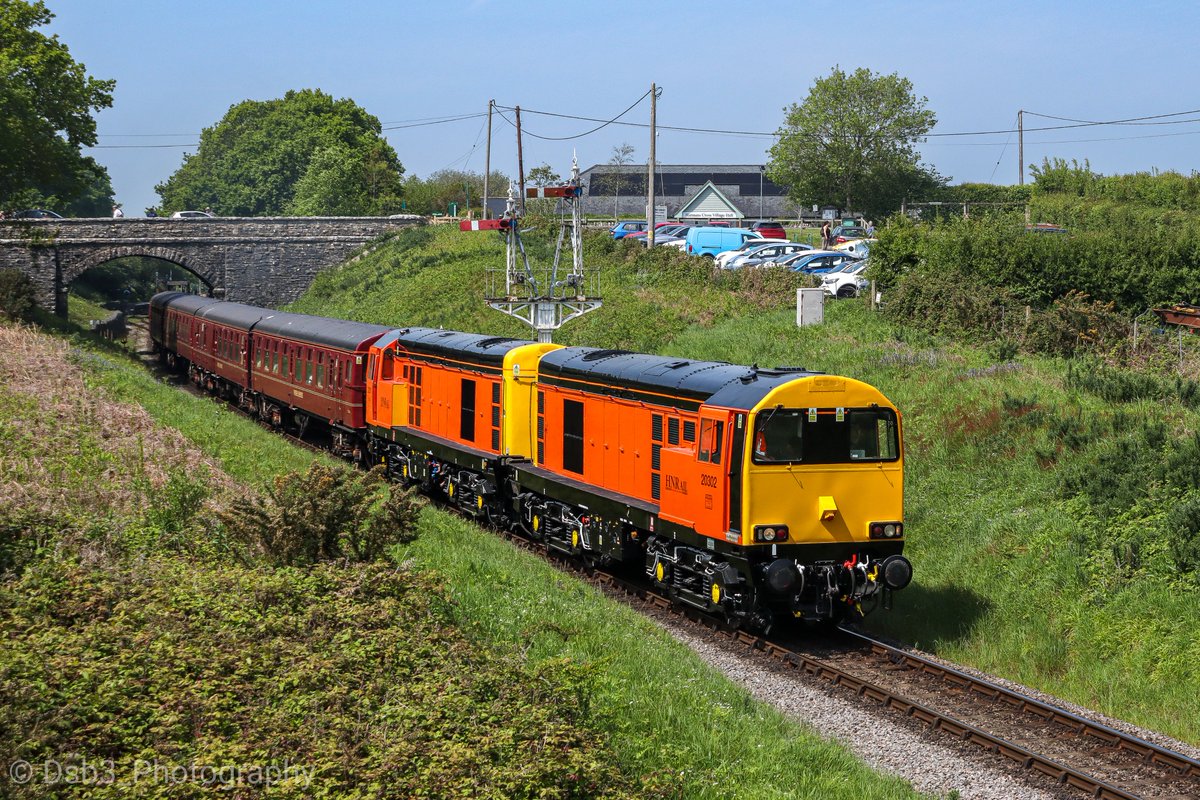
[0, 215, 425, 314]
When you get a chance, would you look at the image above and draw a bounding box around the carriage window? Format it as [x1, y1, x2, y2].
[752, 408, 899, 465]
[698, 419, 724, 465]
[316, 365, 324, 387]
[305, 360, 313, 384]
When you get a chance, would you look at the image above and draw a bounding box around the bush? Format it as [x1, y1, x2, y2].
[218, 463, 424, 565]
[1167, 493, 1200, 575]
[0, 269, 37, 320]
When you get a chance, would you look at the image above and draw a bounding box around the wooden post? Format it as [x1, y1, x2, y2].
[647, 83, 656, 247]
[483, 100, 493, 219]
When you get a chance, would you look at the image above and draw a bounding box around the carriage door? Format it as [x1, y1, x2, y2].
[693, 412, 729, 538]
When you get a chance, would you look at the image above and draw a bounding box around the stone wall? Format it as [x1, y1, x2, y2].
[0, 216, 425, 314]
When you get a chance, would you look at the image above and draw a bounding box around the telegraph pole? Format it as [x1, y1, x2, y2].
[647, 83, 657, 248]
[516, 106, 526, 214]
[483, 100, 493, 218]
[1018, 109, 1024, 186]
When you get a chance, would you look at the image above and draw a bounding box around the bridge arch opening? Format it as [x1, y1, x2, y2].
[58, 246, 216, 321]
[63, 251, 214, 344]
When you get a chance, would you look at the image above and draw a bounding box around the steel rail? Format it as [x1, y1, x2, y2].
[838, 626, 1200, 783]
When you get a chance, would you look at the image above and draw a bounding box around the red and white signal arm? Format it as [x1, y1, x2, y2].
[525, 185, 582, 199]
[459, 219, 510, 232]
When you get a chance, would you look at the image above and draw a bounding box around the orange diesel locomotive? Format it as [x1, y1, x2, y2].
[364, 336, 912, 629]
[152, 293, 912, 629]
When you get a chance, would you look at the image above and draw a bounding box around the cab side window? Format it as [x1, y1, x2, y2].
[698, 419, 724, 465]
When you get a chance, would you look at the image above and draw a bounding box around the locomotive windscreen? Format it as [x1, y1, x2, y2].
[751, 408, 899, 465]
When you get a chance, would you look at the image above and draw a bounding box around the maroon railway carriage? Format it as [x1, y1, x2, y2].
[149, 292, 266, 396]
[248, 309, 392, 453]
[150, 293, 392, 458]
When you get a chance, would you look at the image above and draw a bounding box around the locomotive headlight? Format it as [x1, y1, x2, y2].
[869, 522, 904, 539]
[754, 525, 789, 543]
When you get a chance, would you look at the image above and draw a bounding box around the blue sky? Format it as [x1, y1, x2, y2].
[43, 0, 1200, 215]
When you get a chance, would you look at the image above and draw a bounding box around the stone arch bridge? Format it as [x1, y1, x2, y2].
[0, 215, 425, 315]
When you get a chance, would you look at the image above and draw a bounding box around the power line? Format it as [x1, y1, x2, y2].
[493, 90, 652, 141]
[85, 143, 199, 149]
[988, 114, 1018, 181]
[1023, 108, 1200, 127]
[924, 127, 1200, 147]
[382, 112, 486, 131]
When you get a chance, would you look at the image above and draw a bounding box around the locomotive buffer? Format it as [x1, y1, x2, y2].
[462, 156, 602, 343]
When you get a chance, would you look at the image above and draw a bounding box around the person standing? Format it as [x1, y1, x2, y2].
[112, 204, 124, 218]
[820, 220, 832, 249]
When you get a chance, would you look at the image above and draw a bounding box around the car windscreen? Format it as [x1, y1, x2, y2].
[751, 407, 899, 465]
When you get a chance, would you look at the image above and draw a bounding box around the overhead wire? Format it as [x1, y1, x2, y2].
[988, 114, 1018, 181]
[78, 101, 1200, 154]
[493, 89, 652, 141]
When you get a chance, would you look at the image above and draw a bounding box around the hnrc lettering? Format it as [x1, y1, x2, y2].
[665, 474, 688, 494]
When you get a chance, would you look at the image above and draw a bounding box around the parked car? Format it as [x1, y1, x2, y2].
[11, 209, 62, 219]
[830, 225, 866, 243]
[170, 210, 214, 218]
[611, 220, 648, 239]
[685, 226, 761, 259]
[832, 238, 875, 259]
[821, 259, 870, 298]
[747, 220, 787, 239]
[713, 237, 787, 269]
[727, 242, 814, 270]
[778, 250, 862, 275]
[628, 223, 692, 243]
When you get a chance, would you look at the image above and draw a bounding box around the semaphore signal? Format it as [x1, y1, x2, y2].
[461, 154, 602, 343]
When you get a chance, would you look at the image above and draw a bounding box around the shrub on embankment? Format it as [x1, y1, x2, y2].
[0, 324, 652, 799]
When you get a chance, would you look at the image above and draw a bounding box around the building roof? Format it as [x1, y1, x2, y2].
[675, 180, 743, 219]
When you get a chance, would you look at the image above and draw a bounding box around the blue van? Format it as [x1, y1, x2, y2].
[684, 226, 760, 258]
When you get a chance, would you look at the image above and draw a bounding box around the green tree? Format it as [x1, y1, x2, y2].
[287, 142, 403, 216]
[402, 169, 509, 216]
[155, 89, 404, 216]
[0, 0, 115, 210]
[527, 163, 561, 187]
[767, 67, 941, 218]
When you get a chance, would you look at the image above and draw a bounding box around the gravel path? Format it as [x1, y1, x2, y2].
[655, 616, 1067, 800]
[654, 610, 1200, 799]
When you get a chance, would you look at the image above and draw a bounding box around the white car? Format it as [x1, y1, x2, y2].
[170, 210, 213, 218]
[821, 259, 870, 298]
[731, 242, 815, 269]
[832, 238, 875, 259]
[713, 237, 785, 269]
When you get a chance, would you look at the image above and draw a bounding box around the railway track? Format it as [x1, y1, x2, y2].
[126, 330, 1200, 800]
[597, 570, 1200, 799]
